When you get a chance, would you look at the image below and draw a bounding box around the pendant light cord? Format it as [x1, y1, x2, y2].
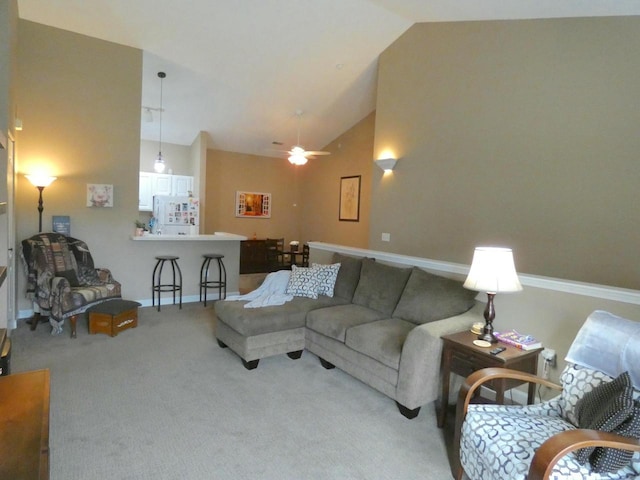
[158, 72, 165, 156]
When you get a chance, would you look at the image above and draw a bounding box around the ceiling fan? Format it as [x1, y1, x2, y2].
[279, 110, 330, 165]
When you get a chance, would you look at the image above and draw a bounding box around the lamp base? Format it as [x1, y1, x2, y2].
[479, 292, 499, 343]
[477, 331, 498, 344]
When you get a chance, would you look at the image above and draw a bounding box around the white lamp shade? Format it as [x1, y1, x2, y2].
[25, 175, 57, 188]
[154, 154, 166, 173]
[463, 247, 523, 294]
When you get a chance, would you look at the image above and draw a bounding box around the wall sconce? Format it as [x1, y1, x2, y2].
[375, 157, 397, 172]
[25, 174, 57, 233]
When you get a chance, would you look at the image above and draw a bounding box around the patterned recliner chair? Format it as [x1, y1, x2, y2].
[22, 233, 121, 337]
[456, 310, 640, 480]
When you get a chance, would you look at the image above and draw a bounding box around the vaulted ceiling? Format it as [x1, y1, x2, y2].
[17, 0, 640, 157]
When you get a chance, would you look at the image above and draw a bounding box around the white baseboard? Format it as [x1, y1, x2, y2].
[18, 291, 239, 320]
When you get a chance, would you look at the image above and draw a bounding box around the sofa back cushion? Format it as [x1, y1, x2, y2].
[352, 258, 412, 316]
[392, 267, 478, 325]
[331, 253, 365, 302]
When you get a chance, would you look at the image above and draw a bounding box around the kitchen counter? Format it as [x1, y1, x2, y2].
[128, 232, 245, 305]
[130, 232, 247, 241]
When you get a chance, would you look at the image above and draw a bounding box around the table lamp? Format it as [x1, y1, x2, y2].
[463, 246, 523, 343]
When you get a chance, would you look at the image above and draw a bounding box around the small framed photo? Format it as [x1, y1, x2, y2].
[235, 191, 271, 218]
[52, 216, 71, 235]
[339, 176, 361, 222]
[87, 184, 114, 208]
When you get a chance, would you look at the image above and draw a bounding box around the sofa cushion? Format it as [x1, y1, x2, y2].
[311, 263, 341, 297]
[306, 304, 387, 342]
[286, 265, 320, 299]
[331, 253, 365, 302]
[392, 267, 477, 325]
[352, 259, 412, 316]
[345, 318, 415, 370]
[215, 296, 348, 337]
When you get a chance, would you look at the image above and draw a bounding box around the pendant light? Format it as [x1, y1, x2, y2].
[154, 71, 167, 173]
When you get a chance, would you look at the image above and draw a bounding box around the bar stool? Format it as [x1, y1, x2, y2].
[152, 255, 182, 312]
[199, 254, 227, 306]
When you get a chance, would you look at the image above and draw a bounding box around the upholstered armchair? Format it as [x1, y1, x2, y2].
[21, 233, 121, 338]
[456, 310, 640, 480]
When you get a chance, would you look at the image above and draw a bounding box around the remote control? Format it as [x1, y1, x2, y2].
[490, 346, 506, 355]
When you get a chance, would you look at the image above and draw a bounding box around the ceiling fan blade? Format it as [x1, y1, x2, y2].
[304, 151, 331, 156]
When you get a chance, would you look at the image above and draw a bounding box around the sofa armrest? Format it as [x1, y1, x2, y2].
[395, 304, 484, 409]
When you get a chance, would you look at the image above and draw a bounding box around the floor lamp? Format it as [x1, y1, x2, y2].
[25, 175, 57, 233]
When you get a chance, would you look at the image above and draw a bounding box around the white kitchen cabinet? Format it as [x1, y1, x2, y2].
[171, 175, 193, 197]
[139, 172, 195, 211]
[139, 172, 154, 211]
[154, 174, 172, 196]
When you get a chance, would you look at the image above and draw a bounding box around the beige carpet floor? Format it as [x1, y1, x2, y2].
[9, 302, 454, 480]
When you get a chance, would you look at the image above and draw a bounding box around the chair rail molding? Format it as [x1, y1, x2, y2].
[308, 242, 640, 306]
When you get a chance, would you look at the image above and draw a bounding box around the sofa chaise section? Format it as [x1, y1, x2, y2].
[215, 295, 348, 369]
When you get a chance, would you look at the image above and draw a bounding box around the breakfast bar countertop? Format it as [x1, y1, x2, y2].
[130, 232, 247, 241]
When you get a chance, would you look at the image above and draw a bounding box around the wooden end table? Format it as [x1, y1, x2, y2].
[0, 369, 50, 479]
[437, 329, 542, 428]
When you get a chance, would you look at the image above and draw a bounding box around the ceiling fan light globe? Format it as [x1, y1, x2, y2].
[288, 154, 308, 166]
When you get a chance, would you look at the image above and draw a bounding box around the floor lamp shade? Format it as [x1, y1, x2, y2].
[25, 175, 57, 233]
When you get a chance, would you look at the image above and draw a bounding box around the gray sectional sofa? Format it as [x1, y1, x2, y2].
[214, 253, 482, 418]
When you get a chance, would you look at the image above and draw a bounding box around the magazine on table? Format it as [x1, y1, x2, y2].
[495, 329, 542, 350]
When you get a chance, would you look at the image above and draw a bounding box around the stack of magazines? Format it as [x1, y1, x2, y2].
[494, 330, 542, 350]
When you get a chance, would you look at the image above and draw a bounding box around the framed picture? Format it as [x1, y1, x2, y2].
[87, 184, 113, 207]
[52, 216, 71, 235]
[235, 191, 271, 218]
[339, 175, 361, 222]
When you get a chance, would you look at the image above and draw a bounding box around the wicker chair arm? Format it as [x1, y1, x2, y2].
[528, 429, 640, 480]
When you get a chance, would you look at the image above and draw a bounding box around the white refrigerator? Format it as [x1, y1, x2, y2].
[153, 195, 200, 235]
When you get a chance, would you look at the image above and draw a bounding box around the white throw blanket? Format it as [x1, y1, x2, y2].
[565, 310, 640, 389]
[225, 270, 294, 308]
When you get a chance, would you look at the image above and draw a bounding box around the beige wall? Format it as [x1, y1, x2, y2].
[205, 149, 302, 243]
[204, 112, 375, 247]
[298, 112, 374, 247]
[16, 20, 143, 312]
[373, 17, 640, 290]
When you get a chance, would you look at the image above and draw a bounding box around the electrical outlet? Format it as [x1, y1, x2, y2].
[381, 233, 391, 242]
[541, 348, 556, 366]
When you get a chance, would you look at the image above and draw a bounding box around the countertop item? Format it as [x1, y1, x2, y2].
[131, 232, 247, 241]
